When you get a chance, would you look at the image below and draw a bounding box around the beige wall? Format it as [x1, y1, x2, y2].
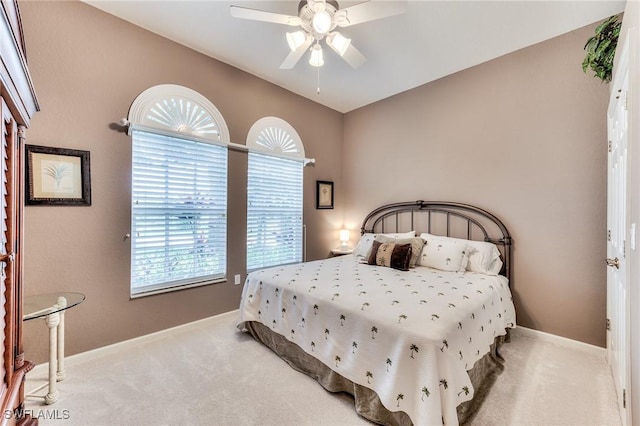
[20, 1, 344, 364]
[343, 23, 609, 347]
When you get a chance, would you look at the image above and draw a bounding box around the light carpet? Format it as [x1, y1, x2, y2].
[23, 312, 621, 425]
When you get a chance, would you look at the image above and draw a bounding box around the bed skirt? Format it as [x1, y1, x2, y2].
[243, 321, 508, 425]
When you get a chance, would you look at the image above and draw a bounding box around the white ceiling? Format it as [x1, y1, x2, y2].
[84, 0, 625, 113]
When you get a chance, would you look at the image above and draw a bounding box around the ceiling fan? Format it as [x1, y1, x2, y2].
[230, 0, 407, 69]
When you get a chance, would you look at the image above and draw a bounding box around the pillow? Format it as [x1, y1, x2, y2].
[352, 234, 376, 257]
[419, 233, 502, 275]
[367, 241, 412, 271]
[418, 235, 469, 272]
[352, 231, 416, 258]
[375, 235, 425, 268]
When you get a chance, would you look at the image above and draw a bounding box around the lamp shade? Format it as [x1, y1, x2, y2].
[327, 32, 351, 56]
[309, 44, 324, 67]
[286, 31, 307, 51]
[339, 229, 350, 250]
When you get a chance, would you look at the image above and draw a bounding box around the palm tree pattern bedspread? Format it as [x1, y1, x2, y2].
[237, 255, 516, 425]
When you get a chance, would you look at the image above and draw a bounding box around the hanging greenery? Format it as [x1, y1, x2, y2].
[582, 15, 622, 83]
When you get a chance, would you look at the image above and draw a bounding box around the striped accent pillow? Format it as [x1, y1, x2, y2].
[367, 241, 412, 271]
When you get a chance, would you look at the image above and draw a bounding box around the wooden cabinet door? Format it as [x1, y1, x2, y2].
[0, 97, 11, 421]
[0, 97, 30, 425]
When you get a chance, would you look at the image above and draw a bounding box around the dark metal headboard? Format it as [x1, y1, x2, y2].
[360, 200, 512, 284]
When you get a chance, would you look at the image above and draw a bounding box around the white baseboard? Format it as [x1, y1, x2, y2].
[512, 326, 605, 358]
[29, 309, 239, 377]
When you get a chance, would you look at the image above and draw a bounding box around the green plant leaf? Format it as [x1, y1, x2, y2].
[581, 59, 589, 72]
[595, 39, 612, 56]
[583, 35, 597, 50]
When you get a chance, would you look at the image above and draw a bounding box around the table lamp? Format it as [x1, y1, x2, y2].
[339, 229, 350, 250]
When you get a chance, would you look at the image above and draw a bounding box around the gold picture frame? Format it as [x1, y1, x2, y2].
[25, 145, 91, 206]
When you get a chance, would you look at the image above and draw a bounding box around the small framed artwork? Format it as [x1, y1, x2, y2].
[25, 145, 91, 206]
[316, 180, 334, 209]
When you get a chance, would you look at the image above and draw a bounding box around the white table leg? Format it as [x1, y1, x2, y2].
[56, 296, 67, 381]
[44, 308, 60, 405]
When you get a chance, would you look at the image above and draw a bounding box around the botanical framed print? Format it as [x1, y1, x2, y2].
[25, 145, 91, 206]
[316, 180, 334, 209]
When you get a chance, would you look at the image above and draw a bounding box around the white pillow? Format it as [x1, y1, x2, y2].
[352, 231, 416, 258]
[418, 234, 469, 272]
[419, 233, 502, 275]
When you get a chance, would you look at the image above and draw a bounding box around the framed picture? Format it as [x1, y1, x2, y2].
[25, 145, 91, 206]
[316, 180, 334, 209]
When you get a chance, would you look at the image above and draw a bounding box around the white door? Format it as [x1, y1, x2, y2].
[607, 40, 630, 425]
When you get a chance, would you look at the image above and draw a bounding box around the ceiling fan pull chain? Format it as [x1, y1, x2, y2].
[317, 66, 321, 95]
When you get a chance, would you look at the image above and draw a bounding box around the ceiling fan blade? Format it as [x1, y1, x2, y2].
[280, 37, 314, 69]
[340, 43, 367, 69]
[230, 6, 301, 26]
[335, 1, 407, 27]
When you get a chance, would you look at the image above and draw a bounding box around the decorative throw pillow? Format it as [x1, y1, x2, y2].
[375, 235, 425, 268]
[353, 231, 416, 258]
[419, 233, 502, 275]
[418, 236, 469, 272]
[367, 241, 412, 271]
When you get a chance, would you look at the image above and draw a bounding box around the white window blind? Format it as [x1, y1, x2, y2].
[131, 129, 228, 296]
[247, 152, 303, 270]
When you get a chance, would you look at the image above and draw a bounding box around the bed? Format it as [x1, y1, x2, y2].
[237, 200, 516, 425]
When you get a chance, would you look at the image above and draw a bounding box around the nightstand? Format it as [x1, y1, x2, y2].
[330, 248, 353, 257]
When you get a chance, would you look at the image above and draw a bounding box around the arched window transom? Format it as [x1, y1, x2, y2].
[246, 117, 304, 158]
[127, 84, 229, 143]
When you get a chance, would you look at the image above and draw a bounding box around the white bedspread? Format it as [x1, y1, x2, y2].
[237, 255, 516, 425]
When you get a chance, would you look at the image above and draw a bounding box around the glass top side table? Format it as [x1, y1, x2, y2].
[23, 292, 85, 404]
[24, 292, 85, 321]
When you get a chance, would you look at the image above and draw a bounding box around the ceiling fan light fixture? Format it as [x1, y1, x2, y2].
[312, 11, 332, 34]
[309, 44, 324, 67]
[327, 32, 351, 56]
[231, 0, 405, 70]
[286, 31, 307, 51]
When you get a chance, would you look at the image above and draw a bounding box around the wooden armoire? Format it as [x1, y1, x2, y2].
[0, 1, 39, 424]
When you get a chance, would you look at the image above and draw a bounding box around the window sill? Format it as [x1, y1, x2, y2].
[130, 277, 226, 299]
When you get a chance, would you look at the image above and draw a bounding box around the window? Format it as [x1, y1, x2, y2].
[131, 130, 227, 294]
[247, 153, 303, 269]
[126, 85, 230, 297]
[246, 117, 305, 270]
